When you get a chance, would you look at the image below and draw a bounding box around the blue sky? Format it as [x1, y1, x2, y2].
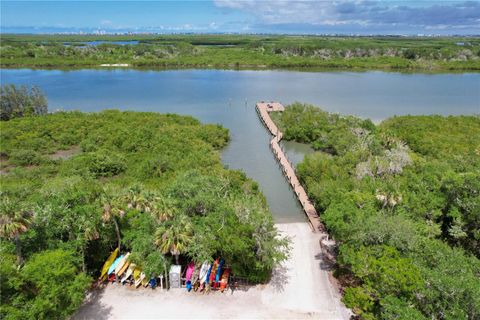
[1, 1, 479, 35]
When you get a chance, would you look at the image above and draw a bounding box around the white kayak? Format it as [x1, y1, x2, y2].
[121, 263, 136, 284]
[198, 261, 210, 285]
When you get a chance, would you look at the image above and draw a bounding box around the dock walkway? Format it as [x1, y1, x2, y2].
[256, 102, 323, 232]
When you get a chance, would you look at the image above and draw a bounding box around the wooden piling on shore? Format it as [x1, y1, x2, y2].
[256, 102, 323, 233]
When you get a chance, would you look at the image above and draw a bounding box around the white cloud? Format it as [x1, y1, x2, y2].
[213, 0, 480, 30]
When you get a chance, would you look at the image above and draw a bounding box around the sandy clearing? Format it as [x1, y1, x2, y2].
[74, 222, 350, 320]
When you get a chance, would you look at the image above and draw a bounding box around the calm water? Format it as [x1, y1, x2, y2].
[64, 40, 140, 46]
[1, 69, 479, 222]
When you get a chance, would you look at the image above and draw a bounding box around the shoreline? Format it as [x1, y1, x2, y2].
[1, 64, 479, 74]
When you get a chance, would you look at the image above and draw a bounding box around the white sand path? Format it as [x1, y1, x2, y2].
[74, 222, 351, 320]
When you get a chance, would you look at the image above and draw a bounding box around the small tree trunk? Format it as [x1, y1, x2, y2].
[175, 254, 179, 265]
[113, 217, 121, 251]
[164, 262, 168, 290]
[14, 234, 23, 265]
[81, 246, 86, 273]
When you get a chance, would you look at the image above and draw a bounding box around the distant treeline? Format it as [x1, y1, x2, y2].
[1, 34, 479, 71]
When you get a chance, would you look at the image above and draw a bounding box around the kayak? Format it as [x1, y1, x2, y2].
[214, 259, 224, 289]
[108, 273, 116, 282]
[205, 263, 214, 284]
[135, 271, 145, 288]
[121, 263, 136, 284]
[220, 268, 231, 292]
[190, 264, 200, 292]
[198, 261, 210, 285]
[209, 258, 219, 284]
[142, 273, 149, 287]
[108, 255, 124, 275]
[99, 248, 119, 281]
[185, 262, 195, 292]
[201, 262, 214, 292]
[115, 252, 130, 277]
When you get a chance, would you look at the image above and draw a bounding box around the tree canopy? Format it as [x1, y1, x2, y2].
[0, 110, 287, 319]
[275, 103, 480, 319]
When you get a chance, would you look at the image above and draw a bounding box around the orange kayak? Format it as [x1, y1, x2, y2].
[209, 258, 219, 284]
[220, 268, 231, 292]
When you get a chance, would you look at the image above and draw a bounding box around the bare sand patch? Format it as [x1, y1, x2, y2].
[48, 146, 81, 160]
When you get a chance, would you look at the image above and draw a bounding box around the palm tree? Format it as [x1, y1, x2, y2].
[152, 197, 176, 222]
[0, 197, 32, 264]
[101, 193, 125, 252]
[124, 186, 156, 213]
[155, 215, 193, 265]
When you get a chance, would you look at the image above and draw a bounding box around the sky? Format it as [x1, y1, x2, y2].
[1, 0, 479, 35]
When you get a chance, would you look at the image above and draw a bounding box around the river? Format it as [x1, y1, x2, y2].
[1, 69, 479, 222]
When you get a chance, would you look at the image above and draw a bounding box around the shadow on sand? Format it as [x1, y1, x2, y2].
[73, 287, 113, 320]
[315, 251, 335, 272]
[268, 264, 289, 293]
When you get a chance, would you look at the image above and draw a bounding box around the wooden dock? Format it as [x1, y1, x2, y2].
[256, 102, 323, 233]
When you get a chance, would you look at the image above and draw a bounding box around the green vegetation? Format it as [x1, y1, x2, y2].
[0, 110, 287, 319]
[1, 34, 479, 71]
[273, 103, 480, 319]
[1, 85, 48, 120]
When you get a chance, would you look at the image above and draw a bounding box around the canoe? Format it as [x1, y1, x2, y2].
[185, 262, 195, 291]
[115, 252, 130, 276]
[220, 268, 231, 292]
[108, 255, 124, 275]
[121, 263, 136, 284]
[214, 259, 224, 288]
[135, 271, 145, 288]
[100, 248, 119, 281]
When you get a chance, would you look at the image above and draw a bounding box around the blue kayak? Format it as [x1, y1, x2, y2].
[215, 259, 224, 283]
[108, 255, 124, 275]
[205, 263, 213, 284]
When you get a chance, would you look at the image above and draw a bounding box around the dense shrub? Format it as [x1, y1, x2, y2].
[276, 104, 480, 319]
[0, 110, 287, 319]
[0, 85, 48, 121]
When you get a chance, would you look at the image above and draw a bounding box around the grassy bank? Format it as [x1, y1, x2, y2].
[0, 110, 287, 319]
[1, 34, 479, 71]
[272, 103, 480, 319]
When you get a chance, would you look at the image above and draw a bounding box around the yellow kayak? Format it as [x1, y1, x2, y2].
[134, 267, 144, 287]
[100, 248, 119, 281]
[141, 272, 149, 287]
[133, 267, 141, 280]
